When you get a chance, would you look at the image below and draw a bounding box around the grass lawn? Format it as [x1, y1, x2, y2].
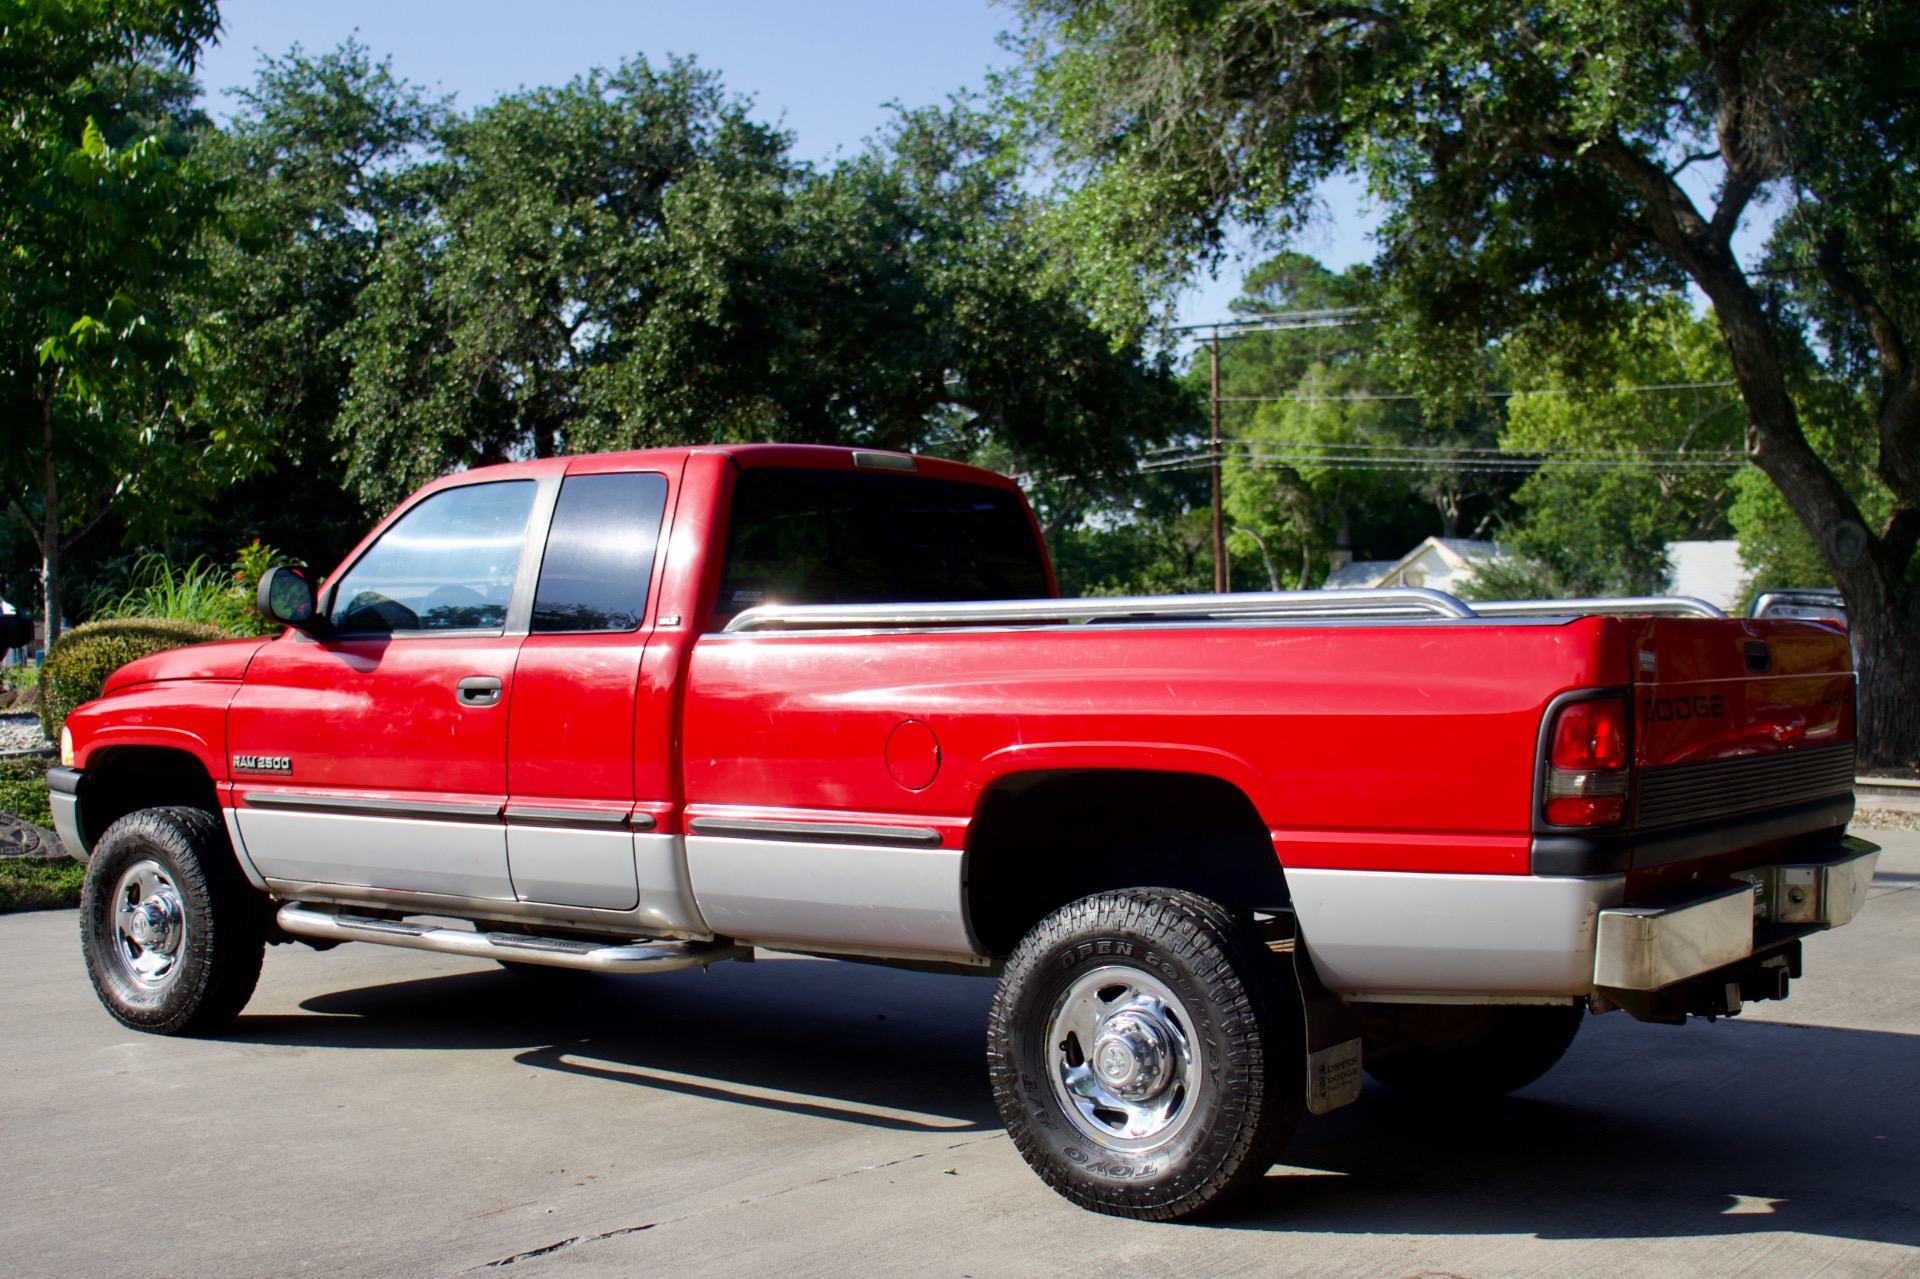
[0, 857, 84, 912]
[0, 756, 78, 912]
[0, 756, 54, 829]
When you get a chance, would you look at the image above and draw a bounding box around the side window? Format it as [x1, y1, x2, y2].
[717, 468, 1050, 616]
[329, 480, 537, 634]
[531, 472, 670, 633]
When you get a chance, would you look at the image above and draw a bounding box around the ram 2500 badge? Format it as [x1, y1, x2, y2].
[50, 444, 1879, 1219]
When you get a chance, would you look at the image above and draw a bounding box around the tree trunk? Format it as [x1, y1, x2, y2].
[1850, 581, 1920, 771]
[39, 389, 61, 653]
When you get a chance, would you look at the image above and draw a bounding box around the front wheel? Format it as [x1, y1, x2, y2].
[987, 889, 1303, 1221]
[80, 807, 266, 1035]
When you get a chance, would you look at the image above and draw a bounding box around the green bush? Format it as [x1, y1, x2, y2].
[39, 618, 227, 741]
[98, 542, 294, 639]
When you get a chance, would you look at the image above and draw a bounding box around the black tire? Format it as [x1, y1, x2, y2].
[987, 888, 1303, 1221]
[80, 807, 266, 1036]
[1361, 1000, 1585, 1099]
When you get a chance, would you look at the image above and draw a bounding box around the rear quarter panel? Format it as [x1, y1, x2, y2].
[682, 616, 1627, 875]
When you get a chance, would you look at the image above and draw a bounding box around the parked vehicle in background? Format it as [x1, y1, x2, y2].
[1750, 588, 1847, 624]
[47, 444, 1880, 1220]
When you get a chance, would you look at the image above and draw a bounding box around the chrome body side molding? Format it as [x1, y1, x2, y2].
[240, 791, 501, 822]
[685, 816, 942, 847]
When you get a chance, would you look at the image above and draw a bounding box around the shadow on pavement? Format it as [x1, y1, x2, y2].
[1234, 1014, 1920, 1250]
[219, 954, 1000, 1133]
[215, 953, 1919, 1248]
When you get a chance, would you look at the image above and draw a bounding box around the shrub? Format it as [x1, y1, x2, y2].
[39, 618, 226, 741]
[104, 554, 258, 634]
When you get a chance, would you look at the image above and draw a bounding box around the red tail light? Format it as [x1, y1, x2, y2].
[1544, 698, 1629, 828]
[1550, 700, 1627, 771]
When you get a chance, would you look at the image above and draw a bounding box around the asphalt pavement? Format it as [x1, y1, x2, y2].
[3, 829, 1917, 1279]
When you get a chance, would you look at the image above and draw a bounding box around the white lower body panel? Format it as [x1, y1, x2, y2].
[1287, 868, 1625, 1000]
[684, 836, 973, 960]
[235, 808, 514, 900]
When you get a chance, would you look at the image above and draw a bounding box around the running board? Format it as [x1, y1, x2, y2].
[275, 905, 749, 974]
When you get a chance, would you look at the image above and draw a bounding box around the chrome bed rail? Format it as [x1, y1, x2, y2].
[721, 590, 1728, 634]
[723, 588, 1475, 632]
[1470, 596, 1727, 619]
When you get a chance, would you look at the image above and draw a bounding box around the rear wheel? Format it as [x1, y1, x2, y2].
[988, 888, 1303, 1221]
[80, 807, 265, 1035]
[1361, 1001, 1585, 1099]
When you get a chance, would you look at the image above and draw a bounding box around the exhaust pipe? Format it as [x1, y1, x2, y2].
[276, 904, 749, 974]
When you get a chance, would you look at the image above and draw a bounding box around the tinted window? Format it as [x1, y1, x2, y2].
[329, 481, 536, 634]
[717, 468, 1048, 616]
[532, 472, 670, 633]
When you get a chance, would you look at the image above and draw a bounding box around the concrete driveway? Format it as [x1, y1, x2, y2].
[3, 829, 1917, 1278]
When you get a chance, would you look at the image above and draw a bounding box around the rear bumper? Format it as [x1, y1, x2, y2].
[1593, 836, 1879, 990]
[1291, 836, 1879, 1003]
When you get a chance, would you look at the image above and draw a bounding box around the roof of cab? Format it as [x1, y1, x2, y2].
[404, 443, 1024, 499]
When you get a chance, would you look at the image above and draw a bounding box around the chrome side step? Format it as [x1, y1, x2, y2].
[275, 905, 749, 974]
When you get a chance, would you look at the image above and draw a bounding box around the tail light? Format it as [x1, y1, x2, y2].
[1544, 698, 1629, 827]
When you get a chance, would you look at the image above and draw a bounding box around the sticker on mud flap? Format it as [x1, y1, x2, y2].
[1307, 1037, 1363, 1115]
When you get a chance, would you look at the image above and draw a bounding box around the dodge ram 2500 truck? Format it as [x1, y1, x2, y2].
[50, 443, 1879, 1220]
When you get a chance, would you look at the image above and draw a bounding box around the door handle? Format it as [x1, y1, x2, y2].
[456, 676, 503, 707]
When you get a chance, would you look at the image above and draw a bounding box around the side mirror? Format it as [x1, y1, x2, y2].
[257, 567, 329, 635]
[0, 610, 32, 660]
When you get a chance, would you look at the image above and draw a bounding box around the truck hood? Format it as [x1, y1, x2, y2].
[102, 636, 271, 695]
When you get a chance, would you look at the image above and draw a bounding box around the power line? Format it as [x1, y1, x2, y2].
[1209, 379, 1737, 404]
[1170, 308, 1366, 334]
[1143, 455, 1750, 475]
[1150, 440, 1745, 459]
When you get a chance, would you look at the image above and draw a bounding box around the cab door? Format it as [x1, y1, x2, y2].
[229, 476, 550, 901]
[504, 464, 695, 929]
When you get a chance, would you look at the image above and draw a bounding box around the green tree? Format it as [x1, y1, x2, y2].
[1500, 301, 1746, 595]
[337, 60, 1190, 512]
[1201, 254, 1510, 588]
[1011, 0, 1920, 765]
[1, 0, 230, 646]
[188, 41, 447, 570]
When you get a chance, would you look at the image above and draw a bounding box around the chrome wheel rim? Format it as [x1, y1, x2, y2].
[110, 859, 187, 992]
[1046, 964, 1204, 1153]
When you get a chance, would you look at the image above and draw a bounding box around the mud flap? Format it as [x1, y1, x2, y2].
[1256, 909, 1364, 1115]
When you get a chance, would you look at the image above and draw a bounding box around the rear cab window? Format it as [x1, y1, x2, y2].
[532, 471, 670, 633]
[715, 467, 1049, 621]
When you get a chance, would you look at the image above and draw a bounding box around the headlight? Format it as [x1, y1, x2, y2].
[60, 726, 74, 768]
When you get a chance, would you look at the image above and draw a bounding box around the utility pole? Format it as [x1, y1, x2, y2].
[1210, 325, 1226, 593]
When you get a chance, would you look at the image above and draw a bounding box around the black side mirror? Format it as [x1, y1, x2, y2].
[257, 567, 330, 635]
[0, 610, 32, 660]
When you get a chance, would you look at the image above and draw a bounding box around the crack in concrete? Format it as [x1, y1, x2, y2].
[476, 1134, 1006, 1271]
[485, 1223, 654, 1267]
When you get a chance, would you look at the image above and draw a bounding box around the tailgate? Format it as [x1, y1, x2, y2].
[1625, 616, 1856, 865]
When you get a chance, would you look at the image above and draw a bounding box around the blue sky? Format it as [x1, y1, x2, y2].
[193, 0, 1382, 337]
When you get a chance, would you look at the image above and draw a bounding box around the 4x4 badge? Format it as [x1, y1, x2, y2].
[232, 755, 292, 774]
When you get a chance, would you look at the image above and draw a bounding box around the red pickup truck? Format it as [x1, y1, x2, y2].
[49, 444, 1879, 1220]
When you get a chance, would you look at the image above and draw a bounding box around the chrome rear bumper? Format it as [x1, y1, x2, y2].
[1594, 837, 1879, 991]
